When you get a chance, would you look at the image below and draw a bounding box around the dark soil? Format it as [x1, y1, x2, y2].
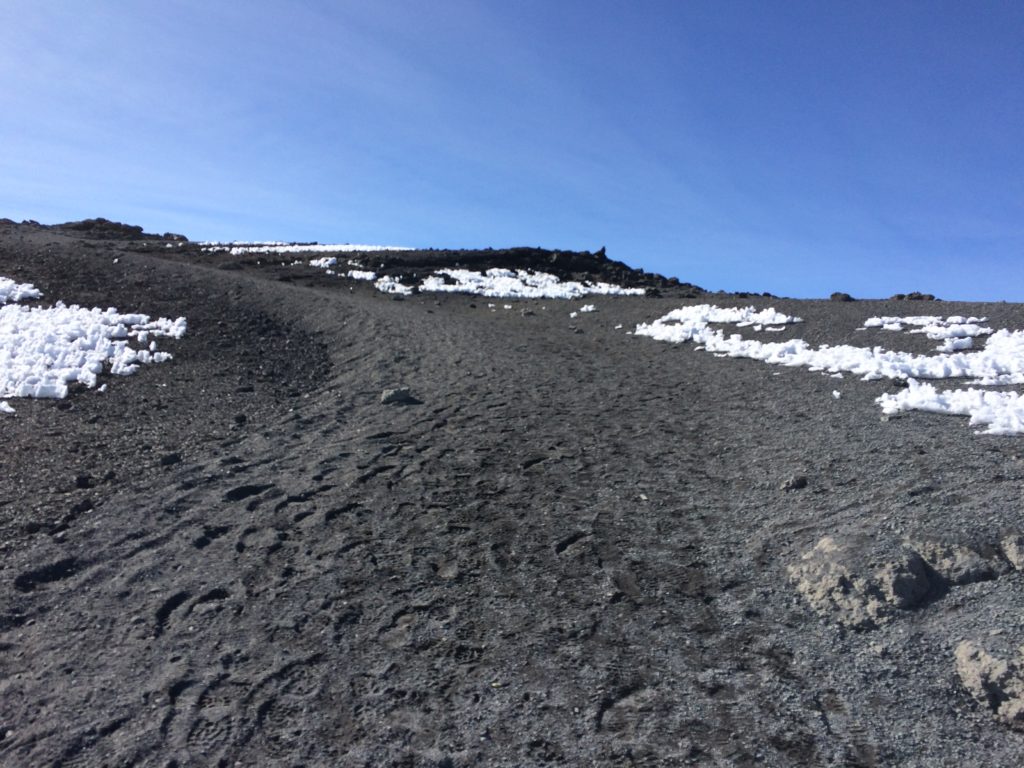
[2, 221, 1024, 766]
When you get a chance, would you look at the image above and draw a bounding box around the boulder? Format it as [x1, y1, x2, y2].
[788, 535, 933, 629]
[911, 537, 999, 586]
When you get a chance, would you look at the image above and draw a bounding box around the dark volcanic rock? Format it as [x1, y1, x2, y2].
[830, 291, 854, 302]
[361, 245, 704, 295]
[891, 291, 939, 301]
[55, 217, 149, 239]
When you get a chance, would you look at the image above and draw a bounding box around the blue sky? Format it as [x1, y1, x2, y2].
[2, 1, 1023, 300]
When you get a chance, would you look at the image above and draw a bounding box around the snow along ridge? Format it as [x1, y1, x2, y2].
[306, 259, 646, 299]
[203, 242, 413, 256]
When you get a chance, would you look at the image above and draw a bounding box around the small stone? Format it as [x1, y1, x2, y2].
[381, 387, 418, 405]
[781, 475, 808, 491]
[159, 452, 181, 467]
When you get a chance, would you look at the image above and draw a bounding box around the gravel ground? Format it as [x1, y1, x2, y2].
[2, 221, 1024, 766]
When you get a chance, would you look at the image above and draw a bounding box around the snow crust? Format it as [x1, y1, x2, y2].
[0, 277, 186, 411]
[636, 304, 1024, 435]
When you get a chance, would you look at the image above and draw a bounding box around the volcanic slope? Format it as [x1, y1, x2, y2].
[3, 222, 1024, 766]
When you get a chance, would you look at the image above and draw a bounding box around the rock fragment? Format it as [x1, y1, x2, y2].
[788, 535, 932, 629]
[1000, 533, 1024, 570]
[911, 537, 999, 586]
[780, 475, 808, 491]
[955, 640, 1024, 730]
[381, 387, 418, 405]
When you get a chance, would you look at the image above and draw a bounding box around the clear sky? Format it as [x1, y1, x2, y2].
[2, 1, 1023, 300]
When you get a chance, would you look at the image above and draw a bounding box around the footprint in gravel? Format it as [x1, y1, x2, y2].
[154, 591, 191, 637]
[13, 556, 84, 592]
[248, 696, 311, 759]
[187, 676, 247, 758]
[237, 657, 326, 759]
[193, 525, 231, 549]
[187, 715, 233, 762]
[223, 484, 275, 503]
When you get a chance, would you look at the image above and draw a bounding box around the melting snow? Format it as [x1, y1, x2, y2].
[636, 304, 1024, 435]
[0, 277, 186, 409]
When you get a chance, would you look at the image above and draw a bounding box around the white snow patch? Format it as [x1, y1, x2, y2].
[304, 261, 645, 300]
[635, 305, 1024, 385]
[863, 315, 992, 350]
[374, 276, 414, 295]
[0, 278, 42, 305]
[0, 400, 13, 414]
[418, 268, 644, 299]
[204, 242, 411, 255]
[579, 304, 596, 313]
[637, 304, 1024, 435]
[878, 380, 1024, 436]
[937, 337, 974, 353]
[0, 276, 185, 400]
[832, 390, 842, 399]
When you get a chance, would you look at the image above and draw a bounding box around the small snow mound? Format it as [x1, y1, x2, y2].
[375, 276, 414, 295]
[0, 277, 42, 304]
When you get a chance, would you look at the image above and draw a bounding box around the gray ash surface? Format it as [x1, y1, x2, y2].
[2, 220, 1024, 766]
